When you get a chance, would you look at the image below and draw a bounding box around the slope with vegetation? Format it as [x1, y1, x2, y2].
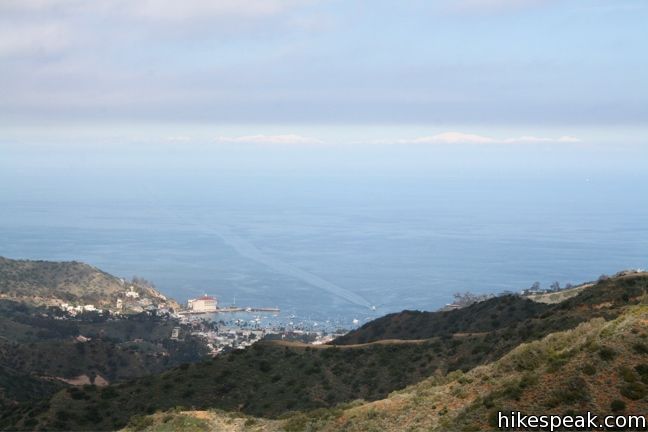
[0, 300, 209, 428]
[122, 301, 648, 432]
[0, 256, 208, 422]
[334, 273, 647, 345]
[9, 272, 648, 431]
[280, 302, 648, 431]
[0, 256, 177, 311]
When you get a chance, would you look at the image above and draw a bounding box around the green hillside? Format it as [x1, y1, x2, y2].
[142, 301, 647, 432]
[0, 300, 209, 429]
[279, 303, 648, 431]
[0, 256, 177, 311]
[334, 272, 648, 345]
[333, 295, 549, 345]
[11, 272, 647, 431]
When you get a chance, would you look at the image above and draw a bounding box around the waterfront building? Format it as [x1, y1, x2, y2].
[188, 295, 218, 312]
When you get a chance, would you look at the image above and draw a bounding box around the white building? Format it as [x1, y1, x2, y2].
[187, 295, 218, 312]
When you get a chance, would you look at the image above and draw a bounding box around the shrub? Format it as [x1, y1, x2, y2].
[23, 418, 37, 428]
[55, 410, 71, 422]
[259, 361, 272, 373]
[547, 353, 570, 372]
[635, 364, 648, 384]
[619, 366, 637, 383]
[546, 377, 589, 407]
[501, 382, 524, 401]
[633, 343, 648, 354]
[100, 387, 118, 400]
[610, 399, 626, 412]
[487, 409, 502, 428]
[128, 415, 154, 431]
[482, 395, 495, 408]
[68, 387, 88, 400]
[598, 346, 617, 361]
[620, 382, 646, 400]
[283, 414, 308, 432]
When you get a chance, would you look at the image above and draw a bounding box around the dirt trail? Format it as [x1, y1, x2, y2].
[266, 338, 434, 349]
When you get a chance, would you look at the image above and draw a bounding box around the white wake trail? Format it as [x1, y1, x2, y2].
[199, 224, 371, 309]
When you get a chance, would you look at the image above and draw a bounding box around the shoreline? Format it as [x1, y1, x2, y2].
[178, 307, 280, 316]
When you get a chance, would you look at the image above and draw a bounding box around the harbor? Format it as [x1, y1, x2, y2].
[178, 306, 280, 315]
[178, 294, 280, 316]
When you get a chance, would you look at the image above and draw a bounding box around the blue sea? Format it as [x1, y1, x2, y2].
[1, 175, 647, 325]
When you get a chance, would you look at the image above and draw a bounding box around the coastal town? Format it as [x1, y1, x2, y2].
[178, 294, 344, 355]
[49, 268, 648, 357]
[51, 285, 344, 356]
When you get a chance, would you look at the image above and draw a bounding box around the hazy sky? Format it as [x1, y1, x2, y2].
[1, 0, 647, 179]
[2, 1, 648, 310]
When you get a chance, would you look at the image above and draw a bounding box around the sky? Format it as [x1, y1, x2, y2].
[1, 0, 648, 186]
[1, 0, 648, 311]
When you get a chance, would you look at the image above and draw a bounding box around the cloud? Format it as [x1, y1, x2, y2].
[451, 0, 546, 13]
[0, 0, 72, 11]
[214, 134, 323, 145]
[375, 132, 581, 145]
[0, 0, 317, 62]
[0, 0, 314, 22]
[165, 136, 192, 142]
[127, 0, 310, 22]
[0, 21, 70, 57]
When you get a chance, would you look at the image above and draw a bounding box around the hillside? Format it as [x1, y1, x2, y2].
[132, 302, 648, 432]
[0, 365, 65, 415]
[0, 300, 208, 381]
[524, 283, 591, 304]
[10, 272, 648, 431]
[0, 300, 209, 427]
[334, 272, 648, 345]
[0, 256, 209, 426]
[282, 303, 648, 431]
[333, 295, 549, 345]
[0, 256, 178, 312]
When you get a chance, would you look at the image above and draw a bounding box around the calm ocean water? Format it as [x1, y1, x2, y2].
[1, 175, 647, 324]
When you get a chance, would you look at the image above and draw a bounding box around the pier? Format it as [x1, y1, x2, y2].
[179, 306, 280, 315]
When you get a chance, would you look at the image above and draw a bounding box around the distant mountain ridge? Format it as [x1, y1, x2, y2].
[0, 256, 178, 312]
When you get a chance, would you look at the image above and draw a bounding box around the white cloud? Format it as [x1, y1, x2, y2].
[165, 136, 192, 142]
[214, 134, 323, 145]
[376, 132, 581, 145]
[409, 132, 497, 144]
[505, 135, 581, 143]
[451, 0, 545, 13]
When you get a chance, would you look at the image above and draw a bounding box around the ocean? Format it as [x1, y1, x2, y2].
[1, 174, 647, 325]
